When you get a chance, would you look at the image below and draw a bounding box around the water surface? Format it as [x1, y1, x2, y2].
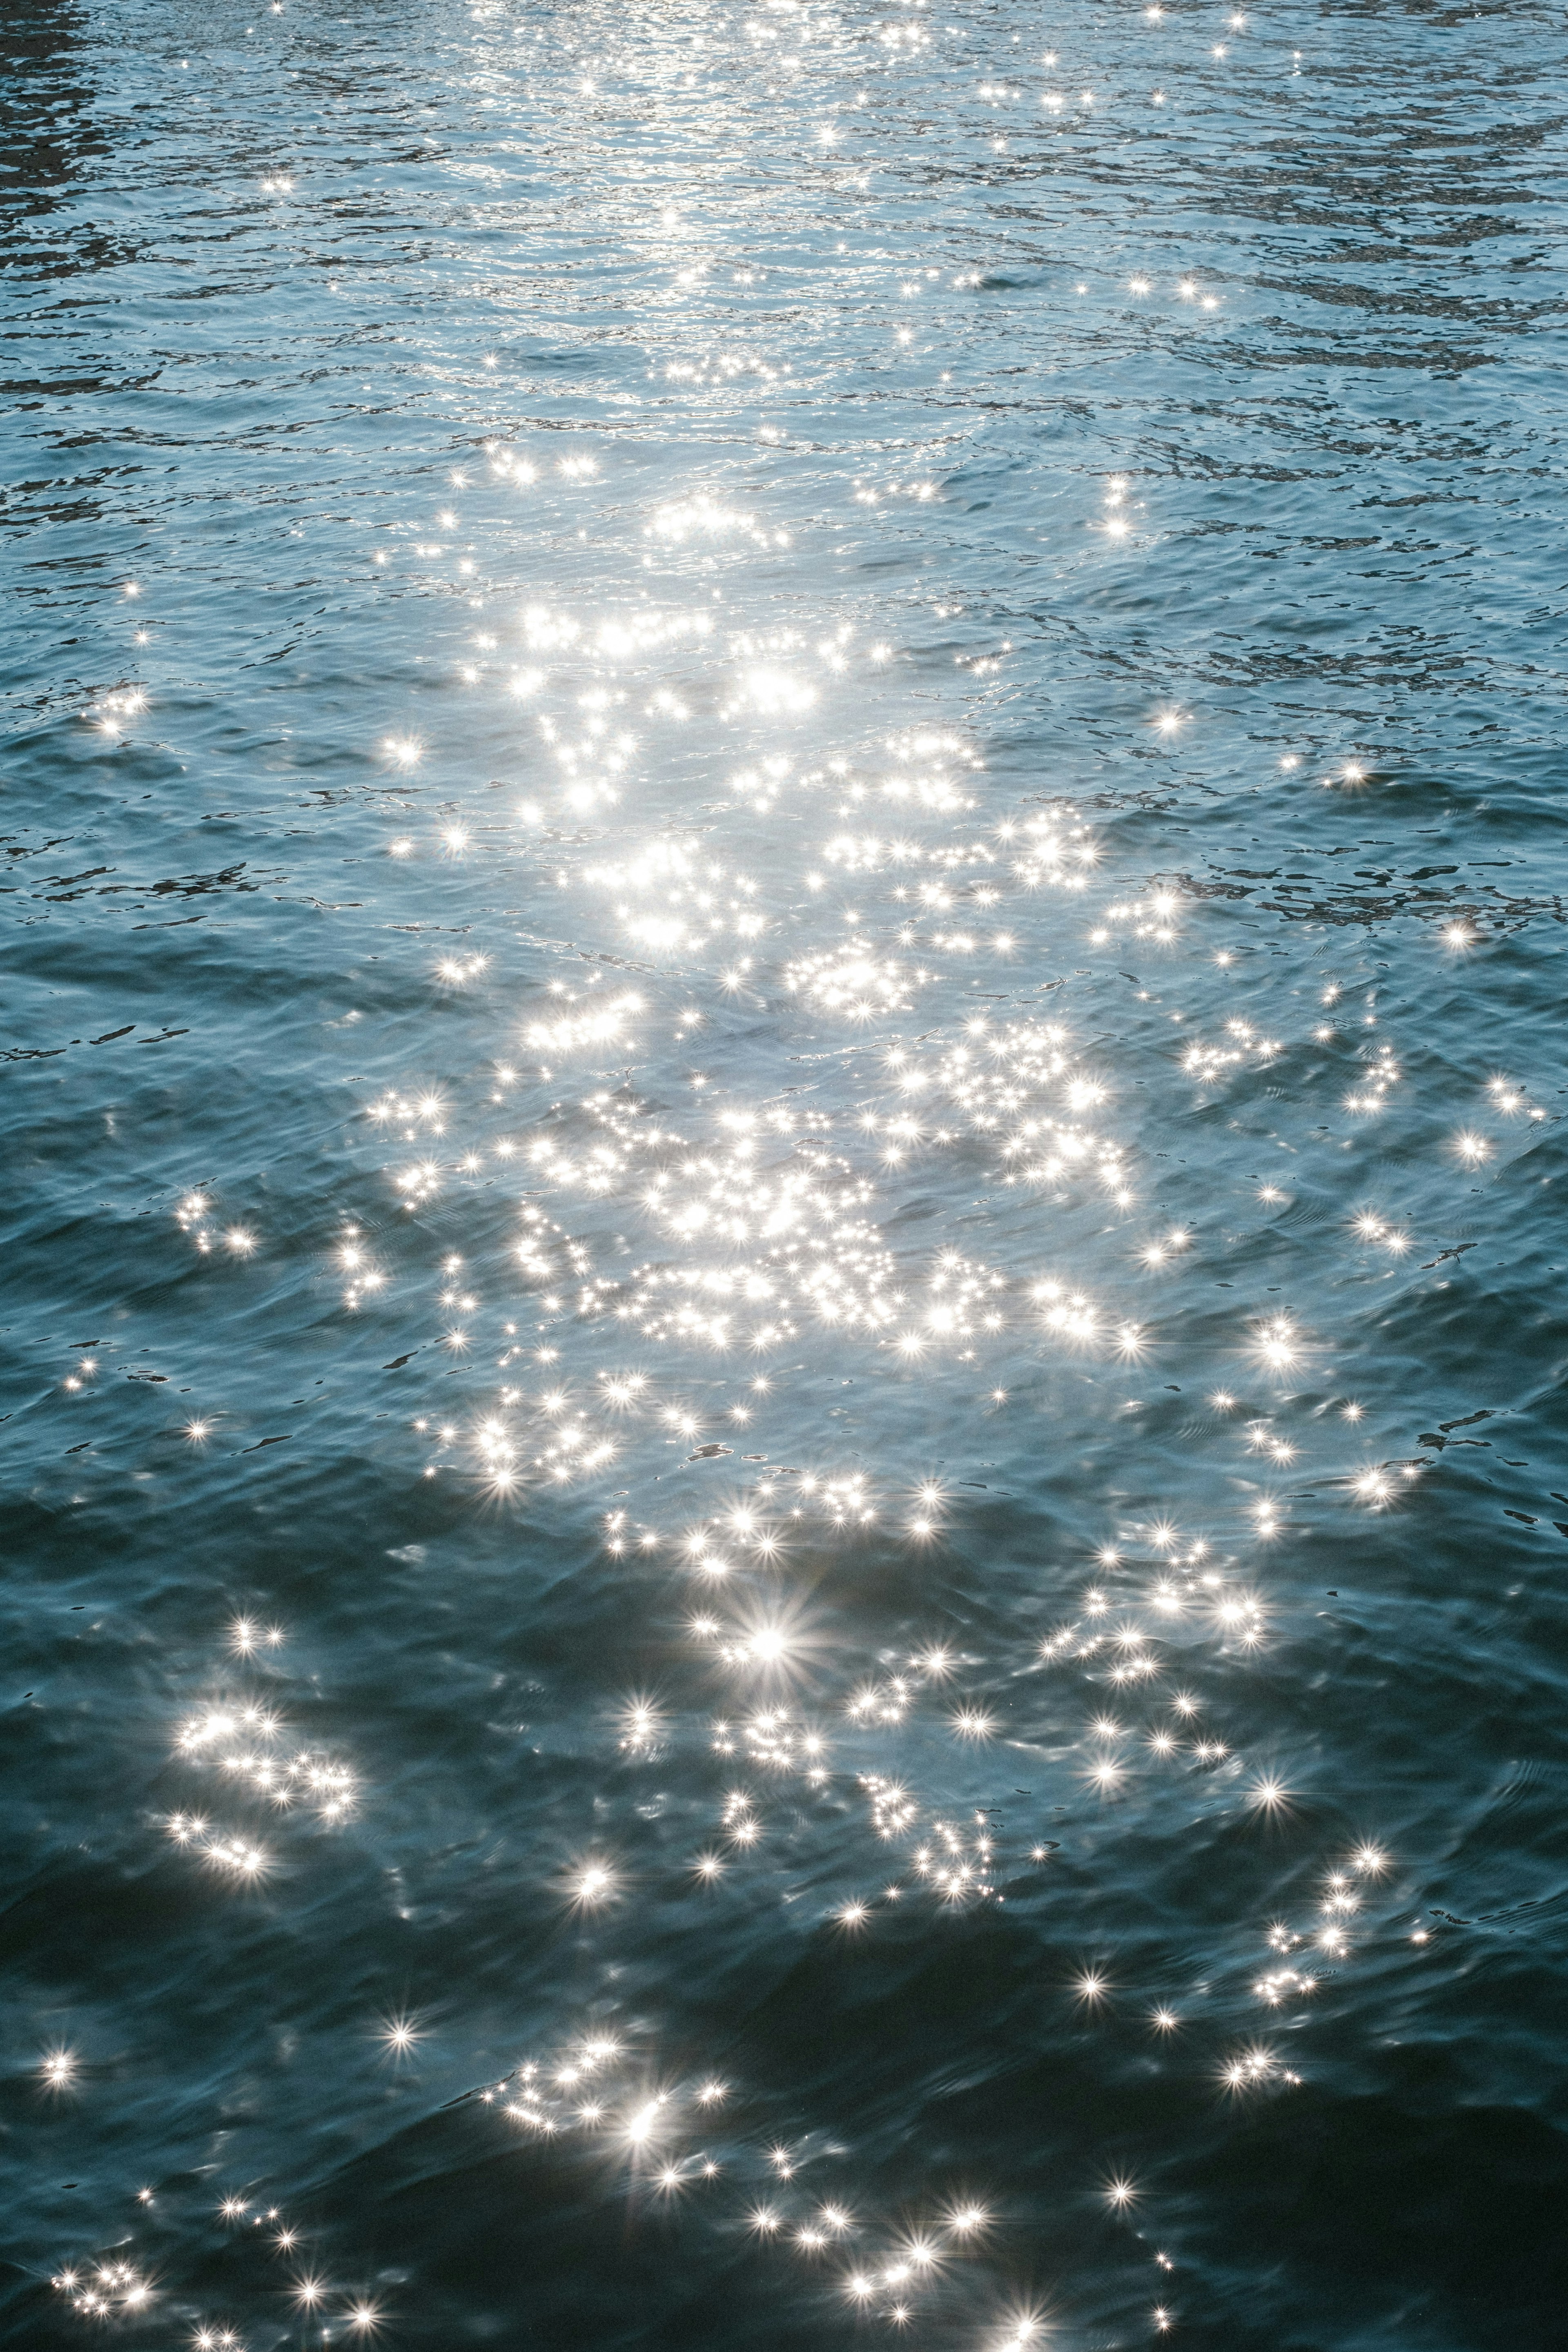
[4, 1, 1568, 2345]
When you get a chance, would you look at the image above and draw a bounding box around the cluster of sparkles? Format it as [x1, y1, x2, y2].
[1218, 2045, 1303, 2096]
[163, 1680, 357, 1878]
[82, 684, 148, 739]
[1089, 885, 1181, 944]
[865, 1792, 1012, 1909]
[51, 2189, 380, 2341]
[584, 840, 766, 959]
[784, 942, 931, 1020]
[1262, 1844, 1394, 1964]
[174, 1192, 256, 1258]
[332, 1222, 388, 1308]
[468, 2027, 1004, 2329]
[1180, 1018, 1283, 1082]
[878, 1015, 1130, 1198]
[51, 2260, 153, 2320]
[514, 1103, 1024, 1364]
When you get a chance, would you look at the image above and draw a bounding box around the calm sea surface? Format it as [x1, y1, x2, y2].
[4, 0, 1568, 2344]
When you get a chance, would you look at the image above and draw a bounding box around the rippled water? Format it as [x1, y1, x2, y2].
[5, 0, 1568, 2344]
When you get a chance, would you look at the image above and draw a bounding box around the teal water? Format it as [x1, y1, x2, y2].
[4, 1, 1568, 2344]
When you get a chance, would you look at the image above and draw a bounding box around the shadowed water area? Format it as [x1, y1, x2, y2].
[3, 0, 1567, 2344]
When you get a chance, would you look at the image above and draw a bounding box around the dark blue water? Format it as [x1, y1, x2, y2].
[5, 1, 1568, 2344]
